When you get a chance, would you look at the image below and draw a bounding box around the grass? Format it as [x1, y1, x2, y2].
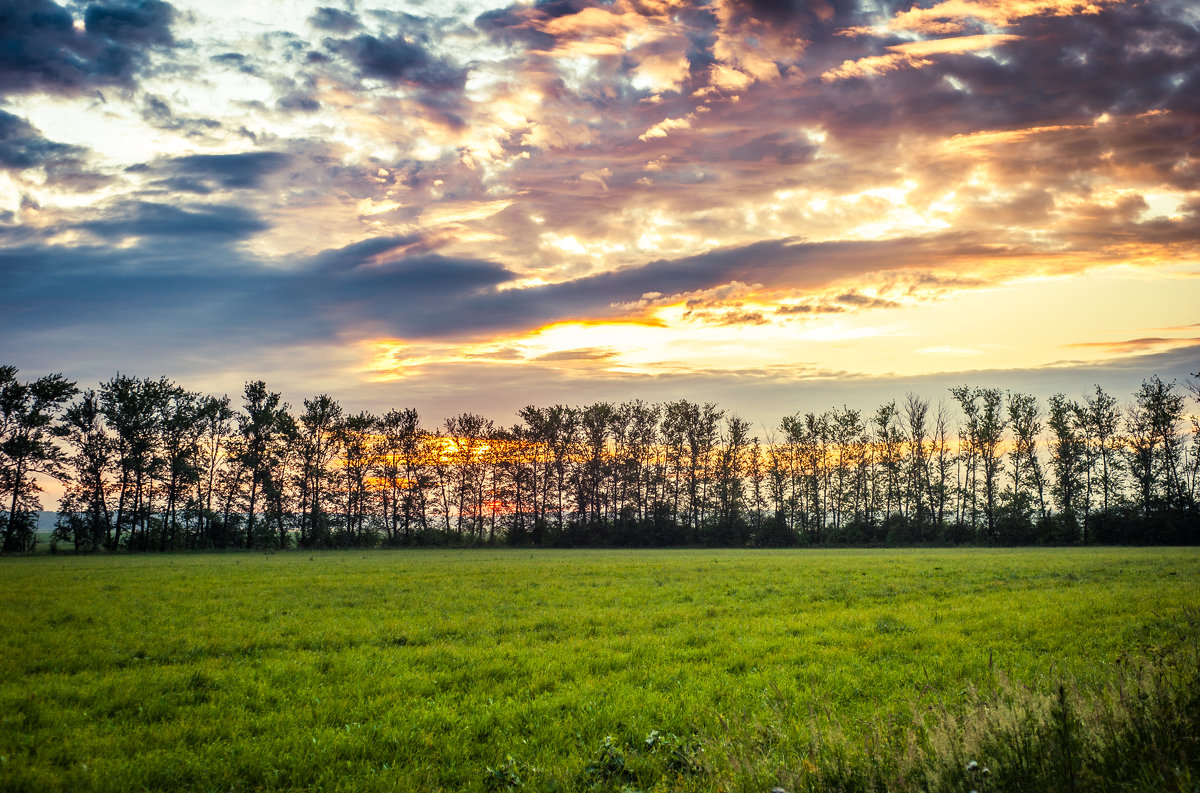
[1, 547, 1197, 792]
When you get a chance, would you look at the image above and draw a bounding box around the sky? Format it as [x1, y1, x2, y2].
[2, 0, 1198, 430]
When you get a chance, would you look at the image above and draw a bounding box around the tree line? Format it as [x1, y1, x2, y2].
[1, 364, 1197, 553]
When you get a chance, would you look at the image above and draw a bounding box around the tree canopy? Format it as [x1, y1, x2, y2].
[1, 365, 1196, 553]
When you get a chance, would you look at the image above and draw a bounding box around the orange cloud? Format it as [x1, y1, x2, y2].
[1065, 337, 1200, 354]
[822, 33, 1021, 81]
[639, 115, 693, 140]
[846, 0, 1120, 36]
[941, 122, 1091, 152]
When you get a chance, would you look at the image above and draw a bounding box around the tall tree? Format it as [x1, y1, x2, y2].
[1125, 376, 1189, 540]
[194, 395, 235, 548]
[1, 367, 78, 552]
[157, 384, 205, 549]
[711, 415, 752, 545]
[373, 407, 427, 545]
[238, 381, 290, 549]
[928, 401, 955, 532]
[1082, 385, 1123, 520]
[873, 400, 906, 529]
[58, 390, 114, 551]
[577, 403, 615, 543]
[296, 394, 342, 547]
[951, 386, 1008, 541]
[903, 393, 932, 540]
[1005, 391, 1047, 536]
[1047, 394, 1086, 539]
[100, 374, 167, 550]
[442, 412, 494, 541]
[336, 412, 375, 546]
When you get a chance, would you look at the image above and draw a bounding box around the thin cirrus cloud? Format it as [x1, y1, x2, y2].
[0, 0, 1198, 422]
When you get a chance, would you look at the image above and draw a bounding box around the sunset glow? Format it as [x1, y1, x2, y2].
[2, 0, 1197, 422]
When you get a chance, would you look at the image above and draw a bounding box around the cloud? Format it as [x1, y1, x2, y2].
[726, 132, 817, 165]
[84, 0, 174, 45]
[858, 0, 1122, 37]
[0, 110, 86, 170]
[822, 34, 1021, 81]
[4, 0, 1200, 420]
[474, 4, 558, 51]
[329, 33, 466, 91]
[535, 347, 620, 362]
[1065, 337, 1200, 354]
[0, 0, 177, 94]
[79, 201, 269, 240]
[309, 7, 362, 33]
[835, 291, 901, 309]
[158, 152, 292, 192]
[639, 116, 692, 140]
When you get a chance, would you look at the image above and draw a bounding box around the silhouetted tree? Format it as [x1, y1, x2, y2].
[296, 394, 342, 547]
[1047, 394, 1086, 541]
[57, 390, 113, 551]
[238, 381, 290, 549]
[1, 367, 77, 552]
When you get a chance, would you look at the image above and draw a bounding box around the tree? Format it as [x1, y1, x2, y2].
[1047, 394, 1085, 540]
[194, 395, 235, 548]
[296, 394, 342, 547]
[517, 405, 577, 543]
[577, 403, 615, 543]
[903, 393, 932, 540]
[873, 400, 906, 530]
[1003, 391, 1046, 540]
[710, 415, 752, 545]
[950, 386, 1007, 541]
[238, 381, 291, 549]
[1125, 376, 1190, 541]
[1082, 385, 1123, 521]
[373, 407, 428, 545]
[100, 374, 169, 550]
[662, 400, 723, 542]
[1, 367, 78, 552]
[157, 384, 205, 549]
[336, 412, 375, 546]
[58, 390, 115, 551]
[928, 401, 955, 533]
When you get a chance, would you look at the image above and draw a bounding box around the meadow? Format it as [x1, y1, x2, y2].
[1, 548, 1198, 792]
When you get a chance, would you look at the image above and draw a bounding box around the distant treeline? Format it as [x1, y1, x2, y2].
[1, 364, 1197, 553]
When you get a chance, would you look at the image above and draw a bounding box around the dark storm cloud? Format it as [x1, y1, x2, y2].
[162, 152, 291, 191]
[0, 0, 176, 94]
[79, 201, 269, 240]
[309, 7, 362, 33]
[819, 1, 1200, 139]
[276, 93, 321, 112]
[84, 0, 174, 45]
[0, 234, 838, 358]
[474, 3, 560, 50]
[0, 0, 90, 93]
[328, 33, 467, 91]
[723, 0, 872, 37]
[0, 232, 520, 360]
[341, 233, 1004, 338]
[726, 132, 818, 165]
[0, 110, 86, 170]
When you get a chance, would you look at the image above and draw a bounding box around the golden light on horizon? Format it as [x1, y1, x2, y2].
[4, 0, 1198, 425]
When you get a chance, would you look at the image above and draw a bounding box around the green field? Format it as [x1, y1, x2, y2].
[2, 548, 1198, 792]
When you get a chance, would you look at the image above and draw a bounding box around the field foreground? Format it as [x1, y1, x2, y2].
[2, 548, 1198, 792]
